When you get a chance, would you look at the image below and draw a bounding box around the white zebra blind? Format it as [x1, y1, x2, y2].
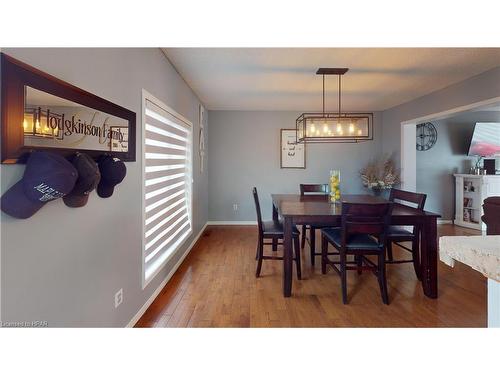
[143, 95, 192, 284]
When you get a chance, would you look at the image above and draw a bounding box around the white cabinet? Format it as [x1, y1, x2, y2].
[454, 174, 500, 231]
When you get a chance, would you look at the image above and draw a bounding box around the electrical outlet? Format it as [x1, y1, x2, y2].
[233, 204, 238, 211]
[114, 288, 123, 308]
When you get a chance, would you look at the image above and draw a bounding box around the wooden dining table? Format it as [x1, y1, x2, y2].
[271, 194, 441, 298]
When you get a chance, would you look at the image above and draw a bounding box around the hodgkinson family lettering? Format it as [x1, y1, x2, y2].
[40, 107, 125, 144]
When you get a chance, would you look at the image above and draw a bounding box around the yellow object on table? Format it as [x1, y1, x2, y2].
[329, 170, 341, 202]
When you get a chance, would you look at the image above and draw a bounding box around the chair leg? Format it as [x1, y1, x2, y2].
[294, 236, 302, 280]
[255, 237, 264, 278]
[386, 240, 394, 262]
[356, 255, 362, 275]
[377, 253, 389, 305]
[321, 234, 328, 275]
[272, 238, 278, 252]
[340, 252, 348, 304]
[310, 227, 316, 266]
[301, 225, 307, 249]
[412, 235, 422, 281]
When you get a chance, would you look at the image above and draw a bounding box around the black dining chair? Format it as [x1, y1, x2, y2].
[299, 183, 329, 266]
[321, 201, 393, 304]
[386, 188, 427, 280]
[252, 187, 302, 279]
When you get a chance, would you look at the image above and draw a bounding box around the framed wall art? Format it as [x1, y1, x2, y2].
[280, 128, 305, 169]
[199, 104, 205, 173]
[1, 53, 136, 163]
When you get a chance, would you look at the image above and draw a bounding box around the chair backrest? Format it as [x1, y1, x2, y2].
[482, 197, 500, 235]
[341, 202, 393, 247]
[300, 183, 329, 195]
[252, 187, 264, 234]
[389, 188, 426, 210]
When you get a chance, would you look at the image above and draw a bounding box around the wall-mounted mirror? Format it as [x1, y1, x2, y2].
[1, 53, 136, 163]
[23, 86, 129, 153]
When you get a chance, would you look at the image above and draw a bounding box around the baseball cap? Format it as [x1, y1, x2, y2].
[96, 155, 127, 198]
[63, 153, 101, 208]
[1, 151, 78, 219]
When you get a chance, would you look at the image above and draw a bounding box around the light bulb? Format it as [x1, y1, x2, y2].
[310, 123, 316, 132]
[336, 123, 342, 133]
[323, 123, 328, 133]
[349, 123, 354, 134]
[35, 120, 40, 128]
[357, 129, 362, 136]
[23, 119, 28, 130]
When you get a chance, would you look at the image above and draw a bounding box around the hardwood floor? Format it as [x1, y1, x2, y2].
[135, 224, 487, 327]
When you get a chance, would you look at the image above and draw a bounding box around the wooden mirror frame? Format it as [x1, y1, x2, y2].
[1, 53, 136, 163]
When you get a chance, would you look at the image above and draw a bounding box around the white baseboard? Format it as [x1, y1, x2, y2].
[126, 222, 208, 328]
[437, 219, 453, 225]
[207, 221, 257, 225]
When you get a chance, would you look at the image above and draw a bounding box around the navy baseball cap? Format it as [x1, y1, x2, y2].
[63, 153, 101, 208]
[1, 151, 78, 219]
[96, 155, 127, 198]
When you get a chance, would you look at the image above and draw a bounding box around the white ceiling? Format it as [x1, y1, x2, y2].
[163, 48, 500, 111]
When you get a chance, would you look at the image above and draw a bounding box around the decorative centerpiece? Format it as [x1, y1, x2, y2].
[329, 170, 341, 202]
[360, 155, 400, 196]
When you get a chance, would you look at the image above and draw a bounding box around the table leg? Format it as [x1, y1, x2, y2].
[420, 216, 438, 298]
[283, 216, 293, 297]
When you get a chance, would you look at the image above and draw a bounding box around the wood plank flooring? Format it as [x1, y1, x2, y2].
[135, 224, 487, 327]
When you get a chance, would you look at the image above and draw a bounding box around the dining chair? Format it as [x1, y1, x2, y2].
[299, 183, 329, 266]
[386, 188, 427, 280]
[252, 187, 302, 279]
[321, 201, 393, 304]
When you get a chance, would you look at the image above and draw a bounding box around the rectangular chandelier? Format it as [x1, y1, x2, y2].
[295, 68, 373, 143]
[296, 112, 373, 143]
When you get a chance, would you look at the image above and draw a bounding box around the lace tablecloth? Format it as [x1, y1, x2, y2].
[439, 236, 500, 281]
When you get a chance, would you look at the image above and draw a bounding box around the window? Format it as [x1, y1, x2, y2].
[142, 90, 193, 286]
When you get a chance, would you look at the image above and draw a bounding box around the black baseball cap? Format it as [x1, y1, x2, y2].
[63, 153, 101, 208]
[1, 151, 78, 219]
[96, 155, 127, 198]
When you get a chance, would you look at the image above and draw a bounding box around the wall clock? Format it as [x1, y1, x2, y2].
[416, 122, 437, 151]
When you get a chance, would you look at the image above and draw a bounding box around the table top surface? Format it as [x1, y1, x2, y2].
[271, 194, 440, 218]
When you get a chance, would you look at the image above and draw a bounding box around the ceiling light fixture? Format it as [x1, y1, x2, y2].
[296, 68, 373, 143]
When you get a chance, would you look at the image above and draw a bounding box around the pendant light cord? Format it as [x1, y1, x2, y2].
[338, 74, 341, 118]
[322, 74, 325, 115]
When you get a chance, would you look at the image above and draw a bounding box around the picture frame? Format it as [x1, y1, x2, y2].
[1, 53, 136, 163]
[463, 208, 470, 222]
[280, 129, 305, 169]
[463, 197, 472, 208]
[199, 104, 205, 173]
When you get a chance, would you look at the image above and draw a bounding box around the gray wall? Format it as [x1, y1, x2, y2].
[208, 111, 383, 221]
[0, 48, 208, 327]
[416, 111, 500, 220]
[382, 66, 500, 166]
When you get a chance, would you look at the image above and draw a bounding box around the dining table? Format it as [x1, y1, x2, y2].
[271, 194, 441, 298]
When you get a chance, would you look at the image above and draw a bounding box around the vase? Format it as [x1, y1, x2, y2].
[329, 170, 341, 202]
[372, 187, 382, 196]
